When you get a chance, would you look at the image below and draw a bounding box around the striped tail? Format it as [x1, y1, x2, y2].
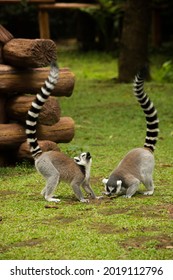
[26, 62, 59, 158]
[133, 68, 159, 152]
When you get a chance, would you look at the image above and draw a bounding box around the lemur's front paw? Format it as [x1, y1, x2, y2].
[46, 197, 61, 203]
[102, 191, 112, 196]
[80, 198, 89, 203]
[122, 194, 132, 198]
[143, 191, 154, 196]
[96, 196, 104, 200]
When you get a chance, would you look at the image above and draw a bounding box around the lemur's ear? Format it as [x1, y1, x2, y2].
[74, 157, 80, 164]
[102, 178, 108, 185]
[117, 180, 122, 187]
[116, 180, 122, 194]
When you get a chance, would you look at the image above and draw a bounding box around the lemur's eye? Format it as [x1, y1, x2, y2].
[74, 157, 80, 163]
[81, 153, 86, 158]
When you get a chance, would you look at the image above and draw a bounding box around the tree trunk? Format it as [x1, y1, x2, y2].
[7, 95, 61, 125]
[151, 8, 162, 48]
[118, 0, 151, 82]
[2, 38, 57, 68]
[0, 65, 75, 97]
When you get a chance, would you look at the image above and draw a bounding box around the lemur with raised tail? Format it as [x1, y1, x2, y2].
[102, 68, 159, 198]
[26, 62, 98, 203]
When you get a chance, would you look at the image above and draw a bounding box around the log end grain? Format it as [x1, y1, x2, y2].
[3, 38, 57, 68]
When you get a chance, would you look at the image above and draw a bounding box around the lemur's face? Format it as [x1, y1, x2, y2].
[102, 178, 122, 196]
[74, 152, 92, 166]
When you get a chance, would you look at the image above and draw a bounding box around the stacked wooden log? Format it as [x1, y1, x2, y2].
[0, 25, 75, 166]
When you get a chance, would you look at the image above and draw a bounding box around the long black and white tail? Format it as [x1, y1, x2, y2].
[26, 62, 59, 159]
[133, 68, 159, 152]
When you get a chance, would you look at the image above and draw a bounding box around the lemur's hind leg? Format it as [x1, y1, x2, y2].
[141, 161, 155, 196]
[35, 157, 60, 202]
[143, 179, 154, 196]
[124, 178, 140, 198]
[41, 187, 46, 196]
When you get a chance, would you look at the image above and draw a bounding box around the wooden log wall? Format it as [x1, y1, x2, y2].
[0, 25, 75, 166]
[0, 65, 75, 96]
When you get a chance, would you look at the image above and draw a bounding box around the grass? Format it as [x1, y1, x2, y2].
[0, 45, 173, 260]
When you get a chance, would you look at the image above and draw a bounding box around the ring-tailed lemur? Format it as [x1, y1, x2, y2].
[26, 62, 98, 203]
[102, 68, 159, 198]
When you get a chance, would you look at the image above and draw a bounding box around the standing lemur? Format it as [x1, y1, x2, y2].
[26, 62, 98, 203]
[102, 68, 159, 198]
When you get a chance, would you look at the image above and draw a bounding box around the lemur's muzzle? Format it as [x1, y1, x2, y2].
[86, 152, 91, 160]
[107, 191, 112, 196]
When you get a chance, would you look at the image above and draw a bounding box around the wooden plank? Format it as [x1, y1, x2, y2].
[0, 1, 55, 3]
[38, 3, 100, 38]
[39, 3, 100, 10]
[0, 25, 13, 44]
[38, 10, 50, 39]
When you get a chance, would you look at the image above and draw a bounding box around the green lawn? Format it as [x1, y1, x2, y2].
[0, 48, 173, 260]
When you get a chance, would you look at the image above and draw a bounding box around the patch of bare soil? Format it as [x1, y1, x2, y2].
[167, 205, 173, 219]
[13, 238, 47, 248]
[137, 204, 173, 219]
[0, 238, 47, 253]
[99, 204, 173, 219]
[89, 222, 129, 234]
[89, 222, 159, 235]
[121, 235, 173, 250]
[98, 207, 131, 216]
[42, 215, 77, 225]
[0, 190, 21, 197]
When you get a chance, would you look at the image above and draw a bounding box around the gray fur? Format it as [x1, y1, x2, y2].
[103, 148, 154, 198]
[102, 69, 159, 198]
[26, 63, 97, 203]
[36, 151, 96, 203]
